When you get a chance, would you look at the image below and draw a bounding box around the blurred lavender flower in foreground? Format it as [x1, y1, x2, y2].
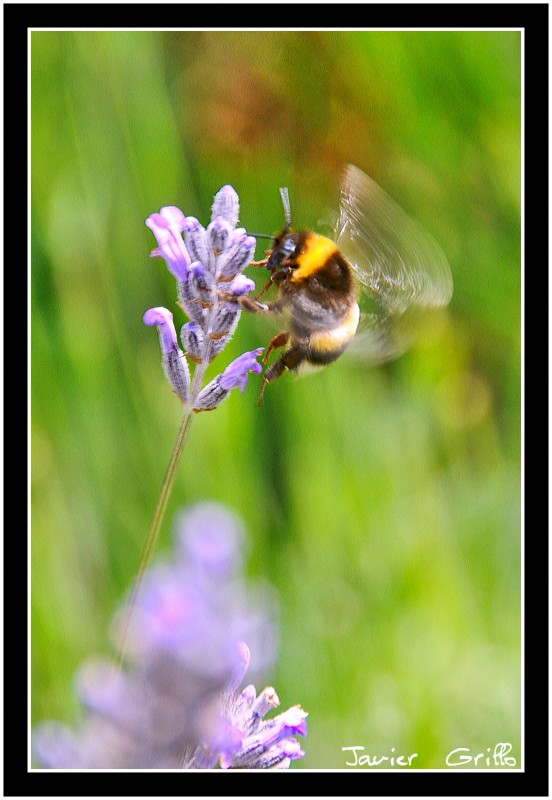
[143, 187, 264, 411]
[33, 503, 308, 769]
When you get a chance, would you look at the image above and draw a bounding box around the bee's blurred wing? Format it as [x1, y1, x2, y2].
[348, 305, 440, 365]
[336, 165, 453, 363]
[336, 165, 453, 311]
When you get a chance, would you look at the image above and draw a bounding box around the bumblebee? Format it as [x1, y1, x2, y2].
[240, 165, 453, 405]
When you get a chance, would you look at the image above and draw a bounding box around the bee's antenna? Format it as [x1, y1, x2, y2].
[248, 232, 276, 241]
[247, 186, 291, 242]
[280, 187, 292, 229]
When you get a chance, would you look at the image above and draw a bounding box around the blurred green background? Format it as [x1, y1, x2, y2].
[31, 30, 521, 769]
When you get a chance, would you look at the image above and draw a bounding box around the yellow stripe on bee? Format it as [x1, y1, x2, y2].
[310, 303, 360, 352]
[291, 234, 339, 280]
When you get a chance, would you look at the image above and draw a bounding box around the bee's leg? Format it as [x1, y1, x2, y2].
[254, 276, 275, 300]
[214, 289, 267, 313]
[226, 293, 284, 316]
[251, 266, 292, 300]
[248, 248, 271, 268]
[262, 330, 290, 365]
[257, 343, 305, 406]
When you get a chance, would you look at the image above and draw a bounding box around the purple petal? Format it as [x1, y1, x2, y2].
[143, 307, 178, 355]
[144, 307, 190, 401]
[146, 207, 190, 281]
[271, 705, 309, 740]
[219, 348, 264, 393]
[159, 206, 186, 228]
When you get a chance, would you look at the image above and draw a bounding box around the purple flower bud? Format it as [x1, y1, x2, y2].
[143, 307, 190, 403]
[185, 217, 213, 273]
[192, 379, 227, 412]
[207, 275, 255, 352]
[219, 348, 264, 393]
[190, 261, 215, 305]
[212, 185, 240, 228]
[209, 338, 229, 364]
[251, 686, 280, 718]
[240, 684, 257, 705]
[181, 321, 205, 362]
[210, 303, 240, 341]
[207, 216, 233, 255]
[218, 234, 256, 281]
[207, 333, 236, 364]
[193, 349, 263, 411]
[228, 274, 255, 296]
[146, 207, 190, 281]
[177, 275, 208, 326]
[231, 227, 247, 243]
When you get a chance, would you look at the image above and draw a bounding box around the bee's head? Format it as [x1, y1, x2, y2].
[249, 185, 297, 272]
[266, 230, 302, 272]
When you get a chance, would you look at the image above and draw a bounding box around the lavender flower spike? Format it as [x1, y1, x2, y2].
[143, 307, 190, 403]
[145, 184, 263, 407]
[193, 348, 264, 412]
[33, 503, 305, 770]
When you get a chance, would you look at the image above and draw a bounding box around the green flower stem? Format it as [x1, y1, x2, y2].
[116, 408, 194, 667]
[116, 312, 219, 667]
